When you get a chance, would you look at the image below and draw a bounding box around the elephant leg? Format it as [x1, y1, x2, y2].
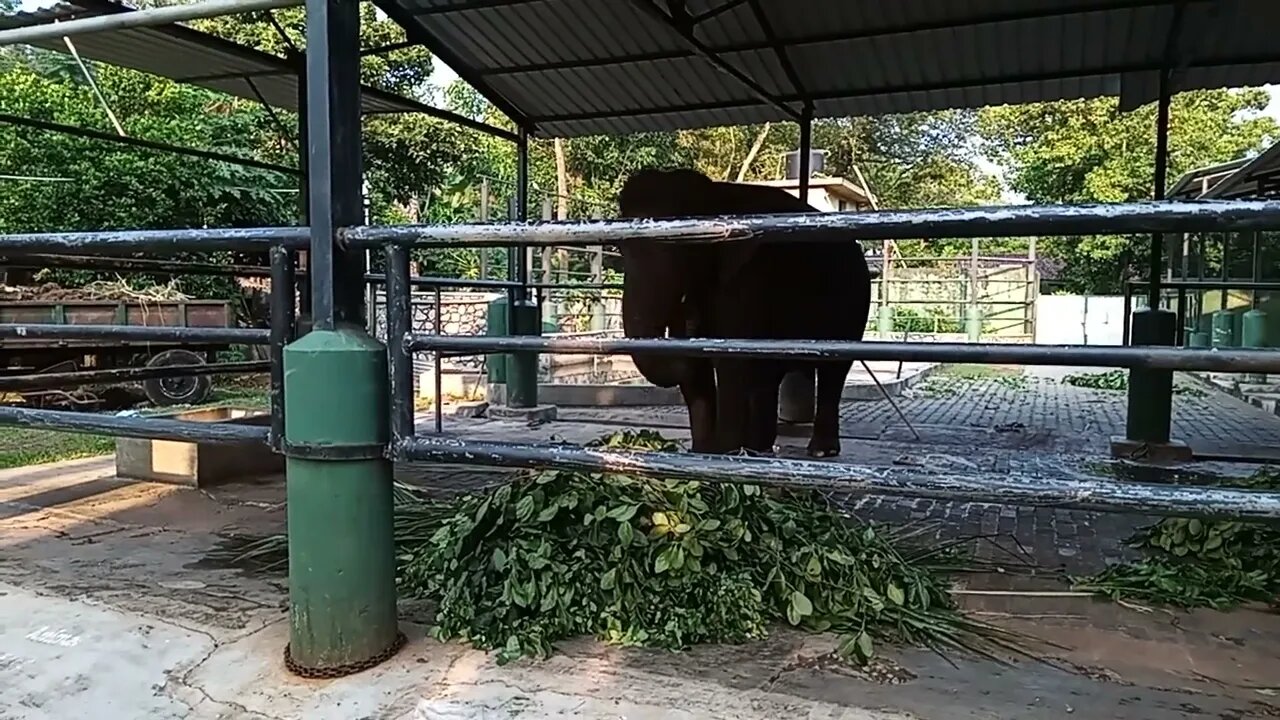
[714, 359, 753, 453]
[680, 359, 719, 454]
[745, 363, 785, 455]
[809, 361, 853, 458]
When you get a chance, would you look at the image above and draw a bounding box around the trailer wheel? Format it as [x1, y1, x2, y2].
[143, 349, 212, 407]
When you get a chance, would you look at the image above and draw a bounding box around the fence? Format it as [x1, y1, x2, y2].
[8, 0, 1280, 682]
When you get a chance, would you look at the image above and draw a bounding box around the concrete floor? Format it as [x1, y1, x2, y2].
[3, 366, 1280, 719]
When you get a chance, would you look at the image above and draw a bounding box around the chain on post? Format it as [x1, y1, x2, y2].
[283, 631, 408, 679]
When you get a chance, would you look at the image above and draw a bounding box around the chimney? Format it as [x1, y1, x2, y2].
[784, 149, 827, 180]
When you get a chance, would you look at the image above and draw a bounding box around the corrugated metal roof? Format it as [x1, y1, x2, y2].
[0, 0, 429, 115]
[374, 0, 1280, 137]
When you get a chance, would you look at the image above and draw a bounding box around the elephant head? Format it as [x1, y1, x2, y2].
[616, 168, 719, 388]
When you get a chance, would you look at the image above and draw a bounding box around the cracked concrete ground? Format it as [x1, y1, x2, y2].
[3, 369, 1280, 719]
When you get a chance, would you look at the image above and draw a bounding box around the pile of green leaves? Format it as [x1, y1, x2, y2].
[398, 429, 1010, 665]
[1074, 469, 1280, 609]
[1063, 370, 1129, 391]
[1062, 370, 1206, 397]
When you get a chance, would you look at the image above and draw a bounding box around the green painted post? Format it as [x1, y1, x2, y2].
[283, 328, 400, 672]
[507, 299, 540, 408]
[965, 305, 982, 341]
[1242, 308, 1269, 383]
[486, 295, 508, 384]
[877, 304, 892, 337]
[1125, 309, 1176, 444]
[1211, 310, 1235, 348]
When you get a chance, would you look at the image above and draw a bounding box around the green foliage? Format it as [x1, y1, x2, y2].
[892, 307, 963, 334]
[1062, 370, 1129, 391]
[400, 429, 1012, 666]
[220, 430, 1015, 666]
[1074, 468, 1280, 609]
[0, 428, 114, 469]
[1062, 370, 1207, 396]
[978, 91, 1280, 293]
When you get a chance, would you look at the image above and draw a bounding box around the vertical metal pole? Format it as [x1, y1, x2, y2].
[283, 0, 400, 677]
[294, 55, 312, 321]
[479, 176, 490, 280]
[779, 105, 817, 425]
[1252, 230, 1263, 309]
[1122, 280, 1133, 345]
[1122, 66, 1177, 450]
[269, 246, 295, 451]
[966, 238, 982, 341]
[434, 286, 444, 434]
[506, 128, 539, 408]
[1148, 68, 1172, 310]
[386, 244, 414, 445]
[798, 105, 813, 199]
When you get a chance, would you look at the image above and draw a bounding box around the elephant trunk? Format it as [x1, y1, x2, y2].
[621, 268, 692, 389]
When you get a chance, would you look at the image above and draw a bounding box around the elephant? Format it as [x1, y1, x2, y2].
[616, 167, 872, 458]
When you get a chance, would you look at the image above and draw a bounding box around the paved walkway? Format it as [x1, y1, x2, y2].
[2, 453, 1278, 719]
[3, 364, 1280, 718]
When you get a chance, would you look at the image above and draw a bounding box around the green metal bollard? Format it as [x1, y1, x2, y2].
[965, 305, 982, 341]
[506, 300, 540, 408]
[877, 304, 893, 337]
[1211, 310, 1235, 348]
[283, 327, 401, 675]
[1125, 309, 1176, 444]
[1242, 308, 1269, 383]
[486, 296, 508, 384]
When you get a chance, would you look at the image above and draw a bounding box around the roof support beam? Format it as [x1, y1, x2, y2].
[0, 0, 302, 47]
[745, 0, 805, 101]
[531, 53, 1280, 127]
[479, 0, 1176, 77]
[626, 0, 800, 121]
[411, 0, 542, 14]
[690, 0, 748, 25]
[369, 0, 534, 136]
[0, 112, 299, 176]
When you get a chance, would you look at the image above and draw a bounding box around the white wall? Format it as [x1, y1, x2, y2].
[1034, 295, 1126, 345]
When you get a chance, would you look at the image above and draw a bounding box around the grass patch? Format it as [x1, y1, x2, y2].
[0, 428, 114, 470]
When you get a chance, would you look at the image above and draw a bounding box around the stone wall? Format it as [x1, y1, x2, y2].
[371, 291, 500, 383]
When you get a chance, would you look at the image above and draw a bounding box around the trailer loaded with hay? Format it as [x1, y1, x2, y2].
[0, 282, 243, 407]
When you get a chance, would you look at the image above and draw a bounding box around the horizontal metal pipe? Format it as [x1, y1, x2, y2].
[0, 405, 270, 445]
[363, 273, 624, 291]
[406, 334, 1280, 373]
[0, 253, 274, 277]
[0, 228, 308, 253]
[0, 113, 299, 177]
[0, 360, 270, 392]
[0, 0, 302, 47]
[1129, 279, 1280, 291]
[344, 200, 1280, 248]
[0, 324, 270, 345]
[398, 436, 1280, 521]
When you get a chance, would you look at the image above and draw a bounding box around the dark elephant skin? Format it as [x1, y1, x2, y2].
[616, 167, 872, 458]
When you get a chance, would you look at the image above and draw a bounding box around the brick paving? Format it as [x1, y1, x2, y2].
[396, 364, 1280, 584]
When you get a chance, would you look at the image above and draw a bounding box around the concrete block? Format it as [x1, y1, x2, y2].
[115, 406, 282, 488]
[488, 404, 558, 423]
[1108, 435, 1194, 463]
[453, 401, 489, 418]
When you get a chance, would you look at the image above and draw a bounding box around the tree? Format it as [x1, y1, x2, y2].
[978, 90, 1279, 293]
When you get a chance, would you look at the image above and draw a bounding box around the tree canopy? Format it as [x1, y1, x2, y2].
[978, 90, 1279, 293]
[0, 8, 1276, 297]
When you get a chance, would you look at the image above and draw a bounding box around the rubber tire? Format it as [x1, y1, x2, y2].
[143, 349, 212, 407]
